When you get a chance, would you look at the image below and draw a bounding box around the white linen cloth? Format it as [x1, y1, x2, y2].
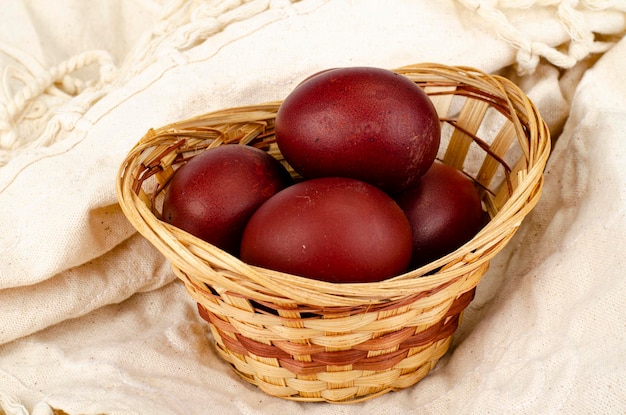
[0, 1, 625, 414]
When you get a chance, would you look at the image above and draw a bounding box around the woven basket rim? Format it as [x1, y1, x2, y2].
[116, 62, 551, 307]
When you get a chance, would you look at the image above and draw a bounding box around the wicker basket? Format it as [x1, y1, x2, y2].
[116, 63, 550, 403]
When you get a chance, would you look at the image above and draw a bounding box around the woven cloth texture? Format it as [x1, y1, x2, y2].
[1, 0, 625, 414]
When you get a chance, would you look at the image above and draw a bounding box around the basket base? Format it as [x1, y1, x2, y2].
[221, 335, 453, 403]
[195, 288, 475, 403]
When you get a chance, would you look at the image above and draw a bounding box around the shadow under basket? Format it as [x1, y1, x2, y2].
[116, 63, 550, 403]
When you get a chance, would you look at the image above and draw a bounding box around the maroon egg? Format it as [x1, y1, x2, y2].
[394, 161, 484, 269]
[162, 144, 292, 255]
[240, 177, 413, 283]
[274, 66, 440, 193]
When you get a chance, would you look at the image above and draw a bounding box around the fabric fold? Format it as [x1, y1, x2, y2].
[1, 1, 626, 413]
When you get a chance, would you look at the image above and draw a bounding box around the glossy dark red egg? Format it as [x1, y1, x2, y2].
[162, 144, 292, 256]
[274, 66, 440, 193]
[240, 177, 413, 283]
[394, 161, 484, 269]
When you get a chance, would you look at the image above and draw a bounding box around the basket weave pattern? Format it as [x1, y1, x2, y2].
[116, 63, 550, 402]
